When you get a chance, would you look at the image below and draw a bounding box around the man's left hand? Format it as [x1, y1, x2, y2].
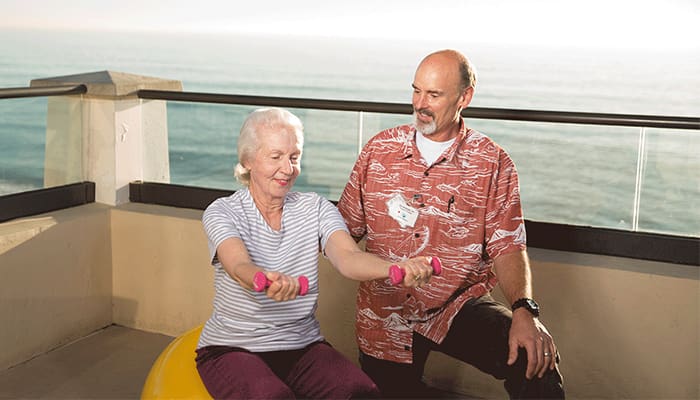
[507, 309, 558, 379]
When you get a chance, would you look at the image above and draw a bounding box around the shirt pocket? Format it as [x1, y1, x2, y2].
[437, 193, 485, 250]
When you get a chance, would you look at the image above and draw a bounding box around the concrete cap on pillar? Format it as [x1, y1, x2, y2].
[30, 70, 182, 98]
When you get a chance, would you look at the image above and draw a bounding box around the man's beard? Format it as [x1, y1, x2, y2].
[413, 110, 436, 135]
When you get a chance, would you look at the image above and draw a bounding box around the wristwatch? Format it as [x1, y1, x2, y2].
[511, 298, 540, 317]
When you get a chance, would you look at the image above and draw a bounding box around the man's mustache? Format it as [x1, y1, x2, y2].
[414, 108, 434, 118]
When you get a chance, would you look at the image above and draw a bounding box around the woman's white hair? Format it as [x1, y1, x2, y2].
[234, 108, 304, 186]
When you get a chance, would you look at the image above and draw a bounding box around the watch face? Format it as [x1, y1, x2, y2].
[526, 299, 539, 311]
[513, 298, 540, 317]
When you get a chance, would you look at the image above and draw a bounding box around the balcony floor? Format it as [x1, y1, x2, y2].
[0, 325, 469, 399]
[0, 325, 173, 399]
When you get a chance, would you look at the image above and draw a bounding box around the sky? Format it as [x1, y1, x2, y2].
[1, 0, 698, 50]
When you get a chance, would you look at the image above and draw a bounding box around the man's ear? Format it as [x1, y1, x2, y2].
[459, 87, 475, 109]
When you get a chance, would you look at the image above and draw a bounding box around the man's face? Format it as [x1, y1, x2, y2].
[411, 55, 472, 141]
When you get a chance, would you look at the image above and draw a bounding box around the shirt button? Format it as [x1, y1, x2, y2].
[406, 293, 411, 298]
[404, 345, 411, 350]
[414, 233, 420, 238]
[419, 203, 425, 207]
[424, 171, 429, 176]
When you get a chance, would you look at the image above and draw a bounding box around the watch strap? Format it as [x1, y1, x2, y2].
[511, 297, 540, 317]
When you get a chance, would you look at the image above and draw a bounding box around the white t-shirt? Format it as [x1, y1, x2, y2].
[197, 188, 348, 352]
[416, 131, 456, 165]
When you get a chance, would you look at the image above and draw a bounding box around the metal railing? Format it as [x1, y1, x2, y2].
[2, 85, 697, 129]
[0, 84, 87, 99]
[135, 89, 700, 237]
[136, 89, 700, 130]
[1, 84, 698, 265]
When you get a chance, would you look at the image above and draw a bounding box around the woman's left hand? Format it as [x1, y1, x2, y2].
[397, 256, 435, 288]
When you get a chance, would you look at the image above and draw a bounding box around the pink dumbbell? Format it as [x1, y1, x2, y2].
[389, 256, 442, 285]
[253, 271, 309, 296]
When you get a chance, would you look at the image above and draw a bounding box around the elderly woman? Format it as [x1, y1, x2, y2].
[196, 108, 434, 399]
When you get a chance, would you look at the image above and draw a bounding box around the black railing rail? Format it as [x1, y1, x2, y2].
[137, 89, 700, 130]
[0, 84, 87, 99]
[0, 182, 95, 223]
[129, 181, 699, 266]
[1, 85, 697, 129]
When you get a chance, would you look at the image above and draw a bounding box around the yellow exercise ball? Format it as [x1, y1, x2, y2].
[141, 324, 212, 399]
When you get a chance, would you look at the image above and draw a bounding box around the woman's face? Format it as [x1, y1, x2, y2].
[246, 125, 302, 202]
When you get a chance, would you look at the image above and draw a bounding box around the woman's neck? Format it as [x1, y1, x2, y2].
[250, 189, 284, 231]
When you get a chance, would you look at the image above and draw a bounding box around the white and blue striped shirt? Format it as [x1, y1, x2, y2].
[197, 188, 348, 352]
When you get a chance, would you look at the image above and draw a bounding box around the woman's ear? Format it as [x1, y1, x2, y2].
[240, 156, 250, 170]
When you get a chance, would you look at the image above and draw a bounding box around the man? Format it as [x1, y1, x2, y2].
[337, 49, 565, 398]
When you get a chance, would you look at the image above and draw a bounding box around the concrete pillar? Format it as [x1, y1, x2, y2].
[30, 71, 182, 205]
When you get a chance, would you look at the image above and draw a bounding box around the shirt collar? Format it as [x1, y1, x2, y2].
[402, 119, 469, 163]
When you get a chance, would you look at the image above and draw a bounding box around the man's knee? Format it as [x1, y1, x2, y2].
[504, 369, 565, 399]
[503, 349, 565, 399]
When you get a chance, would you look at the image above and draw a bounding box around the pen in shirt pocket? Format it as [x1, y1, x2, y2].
[446, 195, 455, 213]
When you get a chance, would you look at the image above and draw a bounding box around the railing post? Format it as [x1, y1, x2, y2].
[357, 111, 364, 154]
[30, 71, 182, 205]
[632, 127, 647, 231]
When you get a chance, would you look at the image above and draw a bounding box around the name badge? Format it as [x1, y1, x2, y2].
[387, 194, 419, 228]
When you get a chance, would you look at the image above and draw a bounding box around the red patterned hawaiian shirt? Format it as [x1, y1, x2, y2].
[337, 119, 527, 363]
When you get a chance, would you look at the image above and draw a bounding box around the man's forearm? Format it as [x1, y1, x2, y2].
[493, 250, 532, 305]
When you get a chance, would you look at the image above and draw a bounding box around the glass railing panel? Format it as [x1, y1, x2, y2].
[637, 127, 699, 237]
[289, 108, 359, 201]
[469, 119, 641, 231]
[166, 103, 363, 200]
[165, 101, 696, 239]
[167, 101, 250, 191]
[43, 96, 84, 187]
[0, 97, 47, 195]
[359, 112, 412, 147]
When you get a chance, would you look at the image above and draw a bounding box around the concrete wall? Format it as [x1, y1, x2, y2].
[0, 204, 113, 371]
[1, 202, 698, 398]
[111, 204, 212, 335]
[109, 203, 699, 399]
[424, 250, 700, 399]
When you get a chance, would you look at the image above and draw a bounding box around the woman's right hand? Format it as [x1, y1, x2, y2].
[258, 271, 302, 301]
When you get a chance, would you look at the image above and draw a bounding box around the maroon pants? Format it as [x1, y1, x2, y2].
[196, 341, 379, 399]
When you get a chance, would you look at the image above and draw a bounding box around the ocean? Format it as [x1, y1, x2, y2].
[0, 29, 698, 237]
